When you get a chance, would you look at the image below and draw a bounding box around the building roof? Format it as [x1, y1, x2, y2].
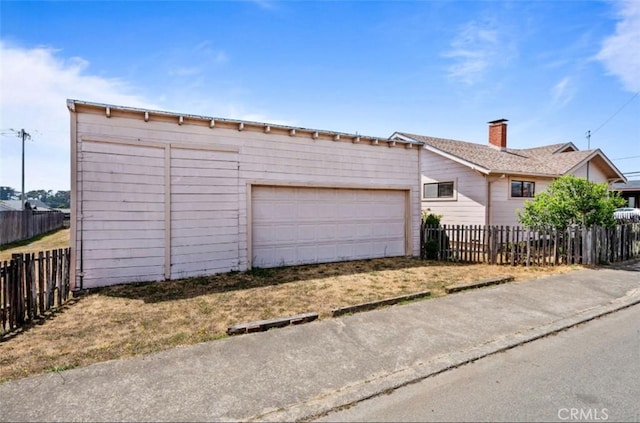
[0, 199, 53, 211]
[0, 201, 18, 211]
[0, 200, 23, 211]
[68, 99, 422, 148]
[611, 180, 640, 191]
[27, 199, 52, 210]
[393, 132, 626, 182]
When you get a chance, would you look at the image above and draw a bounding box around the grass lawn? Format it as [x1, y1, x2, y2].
[0, 228, 71, 262]
[0, 229, 580, 383]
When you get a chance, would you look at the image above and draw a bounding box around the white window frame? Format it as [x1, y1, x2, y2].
[422, 180, 457, 202]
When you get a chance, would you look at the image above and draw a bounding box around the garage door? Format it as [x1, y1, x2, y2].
[251, 186, 407, 268]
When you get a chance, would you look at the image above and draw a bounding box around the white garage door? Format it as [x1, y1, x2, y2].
[251, 186, 407, 268]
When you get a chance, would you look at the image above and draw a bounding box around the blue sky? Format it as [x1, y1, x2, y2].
[1, 0, 638, 192]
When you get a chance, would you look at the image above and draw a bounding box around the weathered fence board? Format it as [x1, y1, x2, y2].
[0, 248, 71, 336]
[0, 210, 65, 246]
[421, 223, 640, 266]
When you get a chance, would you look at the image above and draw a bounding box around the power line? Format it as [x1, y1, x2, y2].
[591, 91, 640, 135]
[612, 155, 640, 161]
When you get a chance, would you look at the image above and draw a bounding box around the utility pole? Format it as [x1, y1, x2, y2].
[17, 129, 31, 210]
[586, 130, 591, 181]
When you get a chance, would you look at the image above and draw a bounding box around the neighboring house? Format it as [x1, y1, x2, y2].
[610, 180, 640, 208]
[0, 201, 18, 211]
[392, 119, 626, 227]
[0, 199, 53, 211]
[26, 199, 53, 211]
[68, 100, 422, 289]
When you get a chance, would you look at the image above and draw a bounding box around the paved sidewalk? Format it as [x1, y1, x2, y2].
[1, 262, 639, 422]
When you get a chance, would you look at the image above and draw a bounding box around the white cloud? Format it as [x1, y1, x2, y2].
[550, 76, 574, 108]
[443, 20, 510, 86]
[249, 0, 278, 10]
[168, 66, 203, 77]
[193, 41, 228, 64]
[0, 41, 158, 191]
[596, 0, 640, 92]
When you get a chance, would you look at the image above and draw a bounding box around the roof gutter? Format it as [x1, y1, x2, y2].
[487, 170, 558, 179]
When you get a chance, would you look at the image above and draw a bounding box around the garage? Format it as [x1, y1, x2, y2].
[70, 100, 420, 289]
[251, 186, 408, 268]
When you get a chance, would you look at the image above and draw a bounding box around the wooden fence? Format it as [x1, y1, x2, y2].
[421, 223, 640, 266]
[0, 210, 65, 246]
[1, 248, 71, 336]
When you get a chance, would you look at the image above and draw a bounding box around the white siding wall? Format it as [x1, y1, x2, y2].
[489, 177, 552, 227]
[73, 108, 420, 288]
[78, 141, 166, 286]
[571, 162, 608, 183]
[170, 148, 239, 279]
[420, 149, 486, 226]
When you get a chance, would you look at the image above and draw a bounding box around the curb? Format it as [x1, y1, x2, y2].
[445, 275, 515, 294]
[227, 312, 318, 335]
[331, 291, 432, 317]
[249, 289, 640, 422]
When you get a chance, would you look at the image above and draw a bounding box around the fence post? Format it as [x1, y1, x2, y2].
[582, 226, 589, 265]
[420, 221, 425, 259]
[64, 248, 71, 300]
[8, 257, 16, 330]
[1, 261, 7, 332]
[491, 226, 499, 264]
[46, 250, 54, 309]
[38, 251, 45, 315]
[25, 253, 34, 320]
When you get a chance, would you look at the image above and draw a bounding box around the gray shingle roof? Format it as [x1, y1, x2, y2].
[396, 132, 602, 177]
[611, 180, 640, 191]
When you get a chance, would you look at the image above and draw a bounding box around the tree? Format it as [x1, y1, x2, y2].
[26, 189, 52, 202]
[49, 190, 70, 208]
[518, 175, 625, 229]
[0, 186, 17, 200]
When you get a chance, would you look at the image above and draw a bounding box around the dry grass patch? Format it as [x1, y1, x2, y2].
[0, 228, 70, 262]
[0, 256, 579, 383]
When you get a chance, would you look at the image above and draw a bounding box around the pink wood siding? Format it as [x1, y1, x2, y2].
[420, 149, 486, 226]
[72, 106, 420, 288]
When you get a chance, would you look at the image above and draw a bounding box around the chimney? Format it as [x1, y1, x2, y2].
[488, 119, 508, 151]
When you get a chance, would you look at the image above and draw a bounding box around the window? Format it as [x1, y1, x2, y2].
[511, 180, 535, 198]
[423, 181, 454, 199]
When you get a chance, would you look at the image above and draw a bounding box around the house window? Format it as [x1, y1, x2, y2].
[424, 181, 454, 199]
[511, 180, 535, 198]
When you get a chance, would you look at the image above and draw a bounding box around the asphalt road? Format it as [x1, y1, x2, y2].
[317, 304, 640, 422]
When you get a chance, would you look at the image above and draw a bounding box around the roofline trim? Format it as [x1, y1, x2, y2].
[392, 132, 492, 173]
[67, 99, 417, 146]
[564, 149, 627, 183]
[487, 170, 560, 179]
[553, 142, 579, 153]
[421, 144, 491, 175]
